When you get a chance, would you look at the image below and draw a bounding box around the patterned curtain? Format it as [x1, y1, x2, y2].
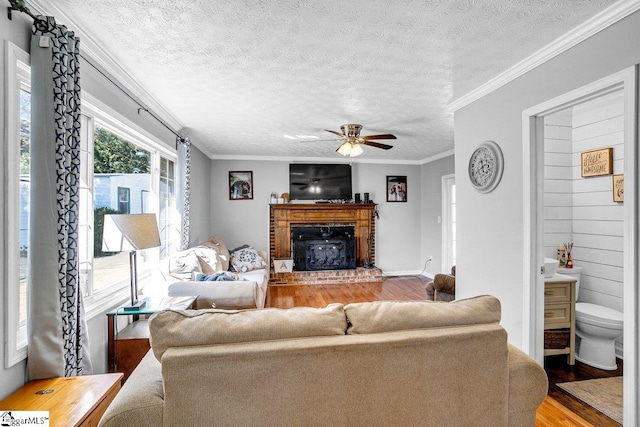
[27, 16, 92, 379]
[177, 136, 191, 250]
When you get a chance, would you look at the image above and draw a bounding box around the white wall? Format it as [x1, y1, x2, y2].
[454, 11, 640, 350]
[209, 159, 428, 274]
[186, 144, 213, 246]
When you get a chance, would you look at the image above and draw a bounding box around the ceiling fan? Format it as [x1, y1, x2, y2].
[305, 124, 397, 157]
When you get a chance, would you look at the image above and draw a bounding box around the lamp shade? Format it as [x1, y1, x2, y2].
[336, 141, 364, 157]
[102, 214, 161, 252]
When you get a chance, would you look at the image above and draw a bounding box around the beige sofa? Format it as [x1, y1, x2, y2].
[99, 296, 548, 427]
[159, 236, 269, 309]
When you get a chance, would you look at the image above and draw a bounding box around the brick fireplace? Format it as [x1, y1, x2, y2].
[269, 204, 382, 284]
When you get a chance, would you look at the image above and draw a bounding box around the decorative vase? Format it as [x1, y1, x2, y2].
[565, 257, 573, 269]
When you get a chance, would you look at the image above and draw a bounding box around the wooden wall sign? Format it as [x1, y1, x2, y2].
[613, 174, 624, 202]
[581, 147, 613, 177]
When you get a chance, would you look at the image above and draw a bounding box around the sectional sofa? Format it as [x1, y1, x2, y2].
[159, 236, 269, 309]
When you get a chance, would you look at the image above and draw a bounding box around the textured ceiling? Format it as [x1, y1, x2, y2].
[40, 0, 617, 162]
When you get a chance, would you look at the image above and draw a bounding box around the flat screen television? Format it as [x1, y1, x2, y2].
[289, 163, 352, 201]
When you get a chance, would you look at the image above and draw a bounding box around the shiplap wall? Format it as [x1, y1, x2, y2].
[570, 91, 624, 313]
[544, 111, 573, 259]
[544, 91, 624, 354]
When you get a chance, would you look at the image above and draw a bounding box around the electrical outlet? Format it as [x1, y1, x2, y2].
[428, 255, 433, 262]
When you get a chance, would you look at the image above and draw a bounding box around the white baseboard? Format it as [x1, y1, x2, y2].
[379, 269, 425, 277]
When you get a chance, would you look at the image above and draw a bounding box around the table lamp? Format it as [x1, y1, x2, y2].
[102, 213, 161, 310]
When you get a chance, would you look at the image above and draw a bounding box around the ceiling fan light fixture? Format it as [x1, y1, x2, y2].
[350, 143, 364, 157]
[337, 141, 363, 157]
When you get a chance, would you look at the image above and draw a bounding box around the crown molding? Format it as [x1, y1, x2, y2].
[28, 0, 185, 134]
[419, 149, 455, 165]
[449, 0, 640, 112]
[209, 153, 427, 165]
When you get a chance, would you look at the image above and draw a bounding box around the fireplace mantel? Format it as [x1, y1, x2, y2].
[269, 204, 376, 268]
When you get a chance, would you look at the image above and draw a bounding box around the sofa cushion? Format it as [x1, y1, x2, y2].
[148, 303, 347, 361]
[344, 295, 501, 335]
[230, 246, 267, 273]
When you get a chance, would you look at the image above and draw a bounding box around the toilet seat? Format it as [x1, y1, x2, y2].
[576, 302, 623, 327]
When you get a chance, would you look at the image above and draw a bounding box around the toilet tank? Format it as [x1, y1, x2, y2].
[557, 266, 582, 299]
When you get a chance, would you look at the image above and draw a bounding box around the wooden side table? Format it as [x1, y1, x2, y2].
[106, 295, 197, 381]
[0, 373, 122, 427]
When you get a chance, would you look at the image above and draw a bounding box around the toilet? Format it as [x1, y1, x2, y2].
[558, 266, 624, 370]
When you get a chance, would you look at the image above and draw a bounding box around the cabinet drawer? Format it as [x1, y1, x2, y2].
[544, 304, 571, 325]
[544, 282, 571, 303]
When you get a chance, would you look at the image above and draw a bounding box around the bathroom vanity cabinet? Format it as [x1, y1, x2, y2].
[544, 275, 577, 365]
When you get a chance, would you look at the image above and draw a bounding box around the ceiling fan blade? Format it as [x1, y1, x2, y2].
[299, 138, 342, 143]
[362, 140, 393, 150]
[363, 134, 397, 140]
[325, 129, 345, 137]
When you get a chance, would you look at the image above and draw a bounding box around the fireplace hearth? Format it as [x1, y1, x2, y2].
[292, 226, 356, 271]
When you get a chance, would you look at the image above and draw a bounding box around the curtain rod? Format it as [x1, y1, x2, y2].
[7, 0, 39, 21]
[7, 0, 186, 144]
[79, 55, 184, 141]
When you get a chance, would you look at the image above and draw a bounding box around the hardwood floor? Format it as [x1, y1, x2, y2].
[267, 275, 429, 308]
[266, 275, 621, 427]
[543, 354, 623, 427]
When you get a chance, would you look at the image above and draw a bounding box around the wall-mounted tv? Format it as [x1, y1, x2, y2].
[289, 163, 352, 201]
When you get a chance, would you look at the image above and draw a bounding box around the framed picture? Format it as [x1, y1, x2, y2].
[581, 147, 613, 177]
[613, 174, 624, 202]
[386, 175, 407, 202]
[229, 171, 253, 200]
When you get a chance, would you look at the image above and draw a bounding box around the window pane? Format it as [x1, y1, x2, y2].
[19, 89, 30, 325]
[159, 157, 176, 258]
[93, 125, 151, 292]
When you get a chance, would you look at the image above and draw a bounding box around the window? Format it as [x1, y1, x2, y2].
[441, 174, 456, 272]
[117, 187, 131, 213]
[91, 125, 152, 294]
[4, 46, 178, 365]
[4, 43, 30, 367]
[79, 98, 178, 307]
[159, 157, 176, 258]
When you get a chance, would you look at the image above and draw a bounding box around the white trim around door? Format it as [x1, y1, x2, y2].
[522, 66, 638, 426]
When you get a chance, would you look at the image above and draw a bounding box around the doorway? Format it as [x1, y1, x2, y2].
[522, 67, 638, 425]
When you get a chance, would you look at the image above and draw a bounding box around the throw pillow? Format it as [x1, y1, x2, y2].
[202, 236, 231, 271]
[230, 246, 266, 273]
[192, 245, 221, 274]
[168, 250, 202, 280]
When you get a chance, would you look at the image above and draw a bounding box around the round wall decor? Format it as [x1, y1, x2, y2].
[468, 140, 504, 193]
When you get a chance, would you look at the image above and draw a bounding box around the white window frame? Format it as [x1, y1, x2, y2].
[4, 42, 30, 367]
[81, 94, 177, 318]
[441, 174, 456, 272]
